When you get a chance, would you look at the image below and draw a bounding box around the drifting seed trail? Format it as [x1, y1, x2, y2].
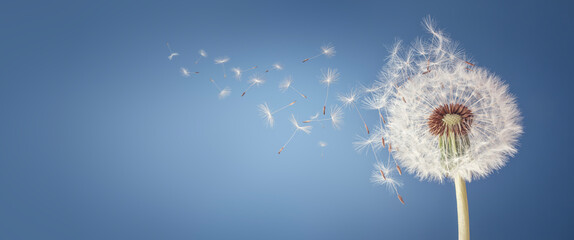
[302, 44, 336, 63]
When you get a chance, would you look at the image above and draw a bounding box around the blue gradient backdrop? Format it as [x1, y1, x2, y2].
[1, 0, 573, 239]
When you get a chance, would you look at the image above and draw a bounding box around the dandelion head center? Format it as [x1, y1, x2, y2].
[442, 114, 462, 126]
[428, 103, 473, 136]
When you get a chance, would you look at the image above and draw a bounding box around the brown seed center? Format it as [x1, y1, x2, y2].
[428, 103, 473, 136]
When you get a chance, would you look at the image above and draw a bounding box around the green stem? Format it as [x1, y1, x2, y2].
[454, 174, 470, 240]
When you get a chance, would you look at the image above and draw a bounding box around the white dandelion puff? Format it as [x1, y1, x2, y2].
[374, 17, 523, 237]
[257, 100, 296, 128]
[278, 115, 312, 154]
[279, 76, 307, 99]
[195, 49, 208, 64]
[214, 56, 230, 78]
[241, 74, 265, 97]
[166, 42, 179, 60]
[320, 68, 340, 115]
[302, 43, 336, 63]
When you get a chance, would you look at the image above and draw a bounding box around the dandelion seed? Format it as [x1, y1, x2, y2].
[397, 194, 405, 205]
[265, 63, 283, 73]
[302, 43, 336, 63]
[257, 100, 296, 127]
[278, 115, 312, 154]
[214, 56, 230, 78]
[218, 87, 231, 99]
[303, 105, 343, 129]
[339, 89, 369, 134]
[241, 74, 265, 97]
[209, 78, 231, 100]
[231, 66, 257, 81]
[166, 42, 179, 60]
[180, 67, 190, 77]
[279, 76, 307, 99]
[320, 68, 340, 115]
[371, 162, 404, 203]
[194, 49, 208, 64]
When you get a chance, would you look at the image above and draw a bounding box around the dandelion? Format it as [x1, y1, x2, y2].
[209, 78, 231, 100]
[375, 17, 522, 239]
[214, 56, 230, 78]
[241, 74, 265, 97]
[231, 66, 257, 81]
[339, 88, 369, 134]
[302, 43, 336, 63]
[302, 105, 343, 129]
[257, 100, 297, 127]
[278, 115, 312, 154]
[279, 76, 307, 99]
[320, 68, 340, 115]
[194, 49, 208, 64]
[166, 42, 179, 60]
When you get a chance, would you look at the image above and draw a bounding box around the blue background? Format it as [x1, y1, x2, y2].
[1, 0, 573, 239]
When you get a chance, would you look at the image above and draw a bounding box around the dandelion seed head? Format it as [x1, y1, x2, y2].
[377, 18, 523, 182]
[214, 57, 230, 64]
[321, 68, 340, 86]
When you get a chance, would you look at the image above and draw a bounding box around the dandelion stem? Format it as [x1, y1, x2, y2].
[454, 174, 470, 240]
